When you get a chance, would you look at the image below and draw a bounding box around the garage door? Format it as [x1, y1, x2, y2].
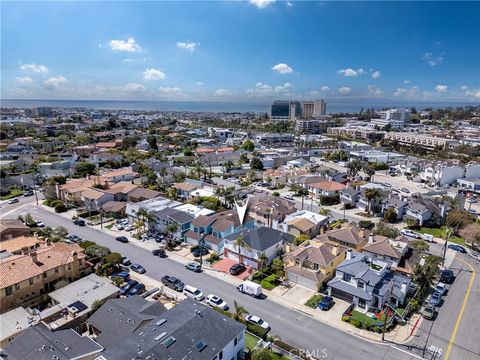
[286, 271, 317, 291]
[227, 252, 239, 262]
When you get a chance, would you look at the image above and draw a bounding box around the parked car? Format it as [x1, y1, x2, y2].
[429, 291, 443, 307]
[161, 275, 184, 291]
[422, 304, 436, 320]
[448, 244, 467, 253]
[7, 198, 19, 204]
[122, 257, 131, 266]
[116, 224, 125, 230]
[191, 246, 209, 257]
[183, 285, 205, 301]
[229, 263, 246, 275]
[318, 296, 334, 311]
[434, 282, 447, 296]
[246, 315, 270, 330]
[128, 283, 146, 296]
[400, 188, 410, 193]
[155, 235, 165, 243]
[401, 229, 421, 239]
[206, 294, 228, 310]
[111, 271, 130, 282]
[36, 221, 45, 228]
[119, 280, 138, 295]
[23, 190, 34, 197]
[116, 236, 129, 243]
[66, 234, 82, 243]
[130, 263, 146, 274]
[152, 249, 167, 258]
[124, 224, 134, 231]
[237, 280, 262, 298]
[73, 219, 86, 226]
[185, 262, 201, 272]
[440, 270, 454, 284]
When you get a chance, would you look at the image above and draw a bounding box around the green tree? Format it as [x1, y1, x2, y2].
[383, 207, 397, 223]
[374, 222, 400, 238]
[359, 220, 375, 230]
[409, 240, 430, 253]
[233, 300, 249, 321]
[364, 188, 383, 215]
[91, 299, 106, 312]
[446, 209, 476, 231]
[294, 234, 310, 246]
[223, 160, 234, 173]
[242, 140, 255, 152]
[347, 159, 363, 178]
[364, 164, 376, 181]
[271, 258, 285, 278]
[459, 223, 480, 248]
[250, 157, 264, 170]
[74, 162, 96, 178]
[105, 252, 123, 265]
[147, 135, 158, 151]
[251, 349, 276, 360]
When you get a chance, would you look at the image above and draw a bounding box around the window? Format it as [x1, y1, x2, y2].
[15, 283, 20, 291]
[358, 281, 364, 289]
[55, 267, 59, 274]
[313, 263, 319, 271]
[343, 273, 352, 282]
[5, 286, 12, 296]
[219, 350, 223, 360]
[234, 337, 237, 346]
[67, 264, 72, 271]
[29, 278, 34, 286]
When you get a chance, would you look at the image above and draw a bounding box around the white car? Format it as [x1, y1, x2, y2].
[206, 294, 228, 310]
[124, 224, 134, 231]
[246, 315, 270, 330]
[401, 229, 421, 239]
[183, 285, 205, 301]
[36, 221, 45, 228]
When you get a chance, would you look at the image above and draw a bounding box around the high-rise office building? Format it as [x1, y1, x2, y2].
[313, 99, 327, 116]
[270, 100, 301, 121]
[301, 99, 327, 118]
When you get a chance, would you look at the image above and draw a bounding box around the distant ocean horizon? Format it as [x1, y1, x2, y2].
[1, 98, 479, 114]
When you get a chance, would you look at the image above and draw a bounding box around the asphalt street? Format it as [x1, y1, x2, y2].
[8, 205, 423, 360]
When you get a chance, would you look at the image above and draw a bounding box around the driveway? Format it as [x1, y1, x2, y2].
[212, 258, 252, 280]
[271, 283, 315, 305]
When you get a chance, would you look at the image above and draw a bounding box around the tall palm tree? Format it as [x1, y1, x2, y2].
[234, 235, 252, 264]
[364, 188, 383, 216]
[233, 300, 249, 321]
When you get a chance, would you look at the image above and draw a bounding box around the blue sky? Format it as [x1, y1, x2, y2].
[1, 1, 479, 102]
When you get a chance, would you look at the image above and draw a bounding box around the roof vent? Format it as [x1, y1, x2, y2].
[154, 332, 167, 341]
[162, 336, 176, 348]
[155, 318, 167, 326]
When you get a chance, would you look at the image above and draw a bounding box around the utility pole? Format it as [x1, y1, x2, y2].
[32, 171, 39, 206]
[343, 203, 346, 221]
[198, 239, 206, 271]
[442, 227, 453, 267]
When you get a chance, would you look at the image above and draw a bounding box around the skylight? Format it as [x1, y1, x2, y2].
[195, 340, 207, 352]
[162, 336, 176, 348]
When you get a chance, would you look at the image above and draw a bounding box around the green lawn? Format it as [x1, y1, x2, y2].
[0, 188, 24, 200]
[105, 224, 114, 229]
[418, 226, 465, 246]
[245, 332, 260, 351]
[350, 310, 385, 326]
[260, 274, 281, 290]
[304, 294, 323, 308]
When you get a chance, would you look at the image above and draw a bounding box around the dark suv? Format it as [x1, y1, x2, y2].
[115, 236, 129, 243]
[161, 275, 184, 291]
[440, 269, 454, 284]
[229, 263, 246, 275]
[73, 219, 86, 226]
[152, 249, 167, 258]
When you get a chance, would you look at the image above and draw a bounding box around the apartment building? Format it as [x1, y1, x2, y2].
[383, 132, 460, 150]
[0, 219, 31, 241]
[0, 242, 90, 313]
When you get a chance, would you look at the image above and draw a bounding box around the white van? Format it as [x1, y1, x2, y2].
[183, 285, 205, 301]
[237, 280, 263, 298]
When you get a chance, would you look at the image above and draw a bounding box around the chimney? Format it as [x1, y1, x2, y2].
[368, 235, 374, 243]
[332, 244, 340, 256]
[346, 249, 352, 260]
[272, 219, 279, 230]
[31, 252, 39, 265]
[401, 281, 408, 295]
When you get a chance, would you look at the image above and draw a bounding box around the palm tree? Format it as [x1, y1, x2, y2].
[258, 252, 268, 279]
[364, 188, 383, 216]
[234, 235, 252, 264]
[134, 219, 144, 237]
[233, 300, 249, 321]
[319, 208, 331, 216]
[136, 208, 151, 233]
[223, 160, 234, 174]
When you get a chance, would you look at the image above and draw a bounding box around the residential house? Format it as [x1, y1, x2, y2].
[88, 152, 124, 166]
[0, 236, 40, 255]
[36, 159, 76, 178]
[101, 201, 126, 216]
[154, 207, 195, 240]
[420, 161, 464, 186]
[403, 202, 433, 226]
[0, 307, 37, 348]
[282, 210, 329, 238]
[0, 219, 31, 241]
[89, 298, 246, 360]
[127, 187, 161, 202]
[100, 167, 139, 184]
[173, 182, 200, 199]
[357, 188, 388, 214]
[315, 222, 370, 251]
[327, 251, 414, 311]
[248, 195, 296, 227]
[381, 196, 409, 220]
[263, 168, 310, 187]
[361, 235, 409, 267]
[309, 181, 346, 198]
[0, 242, 91, 313]
[224, 227, 295, 269]
[284, 242, 347, 290]
[339, 187, 361, 207]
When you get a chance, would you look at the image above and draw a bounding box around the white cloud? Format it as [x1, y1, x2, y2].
[394, 86, 418, 98]
[422, 52, 444, 66]
[214, 89, 232, 97]
[321, 86, 330, 92]
[271, 63, 294, 74]
[403, 80, 411, 84]
[109, 37, 142, 52]
[367, 85, 383, 97]
[123, 57, 149, 63]
[286, 1, 293, 6]
[43, 76, 68, 89]
[435, 84, 448, 93]
[338, 68, 358, 77]
[338, 87, 352, 95]
[461, 85, 469, 91]
[372, 70, 381, 79]
[246, 82, 292, 96]
[249, 0, 275, 8]
[143, 68, 166, 80]
[196, 82, 204, 86]
[15, 76, 33, 84]
[460, 85, 480, 99]
[158, 87, 182, 95]
[123, 83, 146, 92]
[308, 90, 320, 96]
[176, 41, 200, 52]
[20, 63, 48, 73]
[356, 68, 366, 75]
[274, 82, 293, 92]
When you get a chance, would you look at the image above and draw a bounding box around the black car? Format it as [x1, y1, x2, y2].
[440, 269, 454, 284]
[119, 280, 138, 295]
[130, 263, 146, 274]
[161, 275, 184, 291]
[116, 236, 129, 243]
[448, 244, 467, 253]
[191, 246, 209, 258]
[73, 219, 86, 226]
[128, 283, 146, 296]
[152, 249, 167, 258]
[229, 263, 246, 275]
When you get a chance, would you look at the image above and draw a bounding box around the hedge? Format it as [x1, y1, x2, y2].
[304, 294, 323, 309]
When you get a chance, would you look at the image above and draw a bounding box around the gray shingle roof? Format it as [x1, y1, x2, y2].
[4, 323, 103, 360]
[168, 210, 195, 224]
[224, 226, 295, 251]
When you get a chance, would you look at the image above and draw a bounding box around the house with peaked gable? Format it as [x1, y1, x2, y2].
[315, 222, 370, 251]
